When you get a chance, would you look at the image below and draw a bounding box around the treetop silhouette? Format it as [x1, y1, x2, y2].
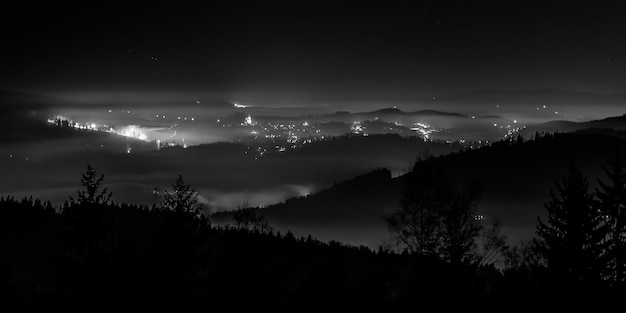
[596, 148, 626, 285]
[72, 164, 112, 206]
[536, 165, 605, 283]
[160, 174, 203, 215]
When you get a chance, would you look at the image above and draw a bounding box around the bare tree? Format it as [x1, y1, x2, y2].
[439, 192, 482, 265]
[479, 218, 509, 267]
[232, 201, 273, 233]
[387, 164, 483, 263]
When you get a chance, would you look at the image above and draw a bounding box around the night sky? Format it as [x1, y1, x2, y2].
[3, 1, 626, 108]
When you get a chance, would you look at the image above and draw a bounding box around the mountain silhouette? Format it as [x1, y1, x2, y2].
[522, 114, 626, 136]
[214, 132, 626, 247]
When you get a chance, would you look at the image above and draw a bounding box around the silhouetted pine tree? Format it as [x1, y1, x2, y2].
[537, 165, 605, 283]
[154, 175, 209, 302]
[57, 165, 116, 308]
[596, 149, 626, 286]
[160, 174, 203, 215]
[63, 164, 113, 255]
[73, 164, 112, 206]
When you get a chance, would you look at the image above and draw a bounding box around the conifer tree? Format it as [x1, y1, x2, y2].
[596, 149, 626, 285]
[537, 165, 605, 283]
[161, 174, 203, 215]
[63, 164, 113, 256]
[74, 164, 112, 206]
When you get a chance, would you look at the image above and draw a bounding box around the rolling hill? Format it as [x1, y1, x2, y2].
[214, 132, 626, 248]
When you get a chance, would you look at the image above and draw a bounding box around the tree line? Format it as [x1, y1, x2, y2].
[387, 147, 625, 302]
[1, 145, 625, 309]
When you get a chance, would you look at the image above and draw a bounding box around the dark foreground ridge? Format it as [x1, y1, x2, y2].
[2, 153, 625, 310]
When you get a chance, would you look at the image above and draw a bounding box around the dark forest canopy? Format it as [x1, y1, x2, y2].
[2, 153, 625, 310]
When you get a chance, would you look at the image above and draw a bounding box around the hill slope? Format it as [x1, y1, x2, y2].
[236, 133, 626, 247]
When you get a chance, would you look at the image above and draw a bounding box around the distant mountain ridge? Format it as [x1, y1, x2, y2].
[522, 114, 626, 137]
[218, 132, 626, 247]
[326, 107, 467, 119]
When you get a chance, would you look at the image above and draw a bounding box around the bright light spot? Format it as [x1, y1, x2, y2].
[303, 121, 309, 126]
[234, 103, 248, 108]
[351, 121, 364, 133]
[116, 125, 148, 141]
[410, 122, 435, 139]
[244, 115, 253, 126]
